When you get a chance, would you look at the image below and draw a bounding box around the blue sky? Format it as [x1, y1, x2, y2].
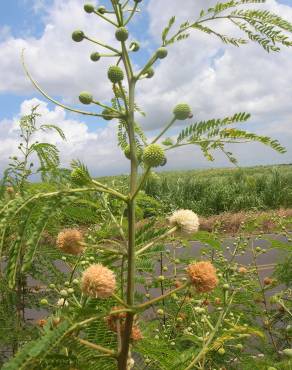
[1, 0, 292, 176]
[0, 0, 153, 131]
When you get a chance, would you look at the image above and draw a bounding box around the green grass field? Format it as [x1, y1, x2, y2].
[28, 164, 292, 217]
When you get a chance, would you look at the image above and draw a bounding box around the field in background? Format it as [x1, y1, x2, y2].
[28, 164, 292, 225]
[99, 164, 292, 216]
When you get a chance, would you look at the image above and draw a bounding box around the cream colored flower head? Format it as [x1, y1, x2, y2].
[81, 264, 116, 298]
[169, 209, 199, 234]
[57, 298, 68, 307]
[56, 229, 84, 255]
[187, 261, 218, 293]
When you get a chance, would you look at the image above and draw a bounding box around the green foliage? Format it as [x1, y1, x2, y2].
[143, 165, 292, 215]
[162, 0, 292, 52]
[5, 106, 65, 189]
[2, 320, 71, 370]
[1, 1, 292, 369]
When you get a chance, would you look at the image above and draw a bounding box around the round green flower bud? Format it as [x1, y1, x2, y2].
[102, 108, 114, 121]
[64, 281, 70, 287]
[107, 65, 124, 83]
[79, 91, 93, 105]
[269, 295, 278, 304]
[143, 144, 166, 168]
[49, 284, 56, 289]
[72, 279, 79, 285]
[223, 283, 230, 291]
[84, 3, 95, 13]
[146, 68, 154, 79]
[218, 347, 225, 355]
[40, 298, 48, 306]
[286, 325, 292, 333]
[157, 275, 165, 282]
[124, 145, 131, 159]
[124, 145, 143, 161]
[157, 309, 164, 315]
[72, 30, 85, 42]
[283, 348, 292, 357]
[67, 288, 74, 294]
[97, 6, 106, 14]
[156, 47, 168, 59]
[60, 289, 68, 297]
[130, 41, 140, 52]
[71, 168, 90, 186]
[115, 27, 129, 42]
[173, 103, 192, 120]
[90, 52, 101, 62]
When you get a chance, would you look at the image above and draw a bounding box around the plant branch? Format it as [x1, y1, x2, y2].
[84, 35, 120, 54]
[152, 117, 176, 144]
[93, 9, 119, 27]
[136, 226, 178, 256]
[136, 282, 189, 310]
[77, 338, 117, 357]
[21, 50, 104, 118]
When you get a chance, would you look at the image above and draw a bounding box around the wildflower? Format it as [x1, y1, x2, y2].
[37, 319, 47, 327]
[127, 358, 135, 369]
[79, 91, 93, 105]
[173, 104, 192, 120]
[115, 27, 129, 42]
[84, 4, 95, 13]
[238, 267, 248, 274]
[6, 186, 14, 195]
[131, 325, 143, 341]
[169, 209, 199, 234]
[187, 261, 218, 293]
[72, 30, 84, 42]
[60, 290, 68, 297]
[283, 348, 292, 357]
[143, 144, 166, 168]
[107, 66, 124, 83]
[90, 52, 101, 62]
[263, 277, 273, 285]
[174, 280, 182, 288]
[156, 47, 168, 59]
[57, 298, 68, 307]
[218, 347, 225, 355]
[81, 264, 116, 298]
[56, 229, 84, 255]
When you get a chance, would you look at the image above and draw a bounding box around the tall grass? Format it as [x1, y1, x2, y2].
[143, 165, 292, 216]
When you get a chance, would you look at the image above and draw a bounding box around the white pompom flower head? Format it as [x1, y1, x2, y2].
[169, 209, 200, 234]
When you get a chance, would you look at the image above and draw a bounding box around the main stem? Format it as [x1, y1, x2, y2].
[118, 69, 138, 370]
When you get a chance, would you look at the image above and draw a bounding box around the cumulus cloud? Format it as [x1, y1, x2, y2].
[0, 0, 120, 103]
[137, 0, 292, 130]
[0, 98, 128, 176]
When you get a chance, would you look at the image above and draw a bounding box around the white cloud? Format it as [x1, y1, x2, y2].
[137, 0, 292, 129]
[0, 98, 129, 176]
[0, 0, 122, 104]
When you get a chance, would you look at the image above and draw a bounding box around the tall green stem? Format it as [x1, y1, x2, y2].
[118, 44, 138, 370]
